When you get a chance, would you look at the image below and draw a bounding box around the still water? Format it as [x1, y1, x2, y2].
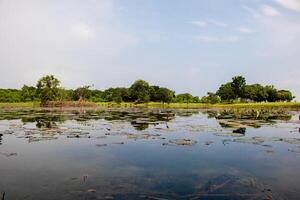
[0, 108, 299, 200]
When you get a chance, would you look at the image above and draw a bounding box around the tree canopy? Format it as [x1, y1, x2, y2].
[36, 75, 61, 104]
[216, 76, 294, 102]
[0, 75, 295, 104]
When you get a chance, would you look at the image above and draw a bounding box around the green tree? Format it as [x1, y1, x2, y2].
[244, 84, 268, 102]
[129, 80, 150, 103]
[112, 89, 123, 103]
[21, 85, 38, 102]
[276, 90, 293, 102]
[265, 85, 278, 102]
[36, 75, 61, 104]
[174, 93, 194, 103]
[149, 85, 160, 101]
[117, 88, 131, 102]
[216, 83, 235, 101]
[156, 87, 174, 103]
[89, 89, 104, 102]
[201, 92, 221, 104]
[231, 76, 246, 99]
[0, 89, 22, 102]
[72, 86, 91, 101]
[192, 96, 201, 103]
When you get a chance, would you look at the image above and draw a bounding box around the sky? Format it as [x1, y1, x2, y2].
[0, 0, 300, 99]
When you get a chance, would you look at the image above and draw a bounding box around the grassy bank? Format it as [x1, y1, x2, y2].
[1, 102, 300, 110]
[96, 102, 300, 109]
[0, 102, 40, 108]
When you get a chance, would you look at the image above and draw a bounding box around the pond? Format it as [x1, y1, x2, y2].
[0, 108, 300, 200]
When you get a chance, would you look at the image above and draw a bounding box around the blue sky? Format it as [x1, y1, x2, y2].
[0, 0, 299, 99]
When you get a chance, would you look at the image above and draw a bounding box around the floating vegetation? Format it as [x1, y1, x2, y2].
[96, 144, 107, 147]
[0, 108, 299, 199]
[168, 139, 197, 146]
[223, 136, 300, 148]
[203, 141, 214, 145]
[232, 127, 246, 134]
[0, 152, 17, 157]
[0, 130, 14, 135]
[127, 134, 151, 140]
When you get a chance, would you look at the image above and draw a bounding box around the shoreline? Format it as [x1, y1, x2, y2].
[0, 102, 300, 110]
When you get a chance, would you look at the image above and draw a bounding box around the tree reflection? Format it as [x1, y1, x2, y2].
[22, 115, 65, 128]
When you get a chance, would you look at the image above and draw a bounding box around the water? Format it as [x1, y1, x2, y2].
[0, 108, 299, 200]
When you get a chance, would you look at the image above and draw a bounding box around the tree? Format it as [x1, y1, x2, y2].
[21, 85, 38, 102]
[276, 90, 293, 102]
[193, 96, 201, 103]
[174, 93, 194, 103]
[112, 89, 123, 103]
[265, 85, 278, 102]
[231, 76, 246, 99]
[89, 90, 104, 102]
[243, 84, 268, 102]
[129, 80, 150, 103]
[201, 92, 221, 104]
[0, 89, 22, 102]
[72, 86, 91, 101]
[36, 75, 61, 104]
[149, 85, 160, 102]
[216, 83, 235, 101]
[117, 88, 131, 102]
[156, 87, 174, 103]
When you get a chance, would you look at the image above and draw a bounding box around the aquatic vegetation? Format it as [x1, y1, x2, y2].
[0, 108, 299, 199]
[232, 127, 246, 134]
[168, 139, 197, 146]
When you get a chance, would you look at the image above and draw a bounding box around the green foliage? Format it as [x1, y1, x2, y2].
[129, 80, 150, 103]
[174, 93, 194, 103]
[36, 75, 61, 104]
[201, 92, 221, 104]
[89, 90, 104, 102]
[101, 87, 130, 103]
[21, 85, 38, 102]
[156, 87, 174, 103]
[244, 84, 268, 102]
[72, 86, 91, 101]
[149, 86, 160, 101]
[231, 76, 246, 99]
[276, 90, 293, 102]
[58, 89, 72, 101]
[0, 75, 295, 104]
[0, 89, 22, 102]
[216, 83, 235, 101]
[216, 76, 294, 103]
[264, 85, 277, 102]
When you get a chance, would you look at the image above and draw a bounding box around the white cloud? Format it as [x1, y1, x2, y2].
[70, 23, 96, 40]
[261, 5, 281, 16]
[275, 0, 300, 11]
[194, 35, 242, 43]
[0, 0, 138, 88]
[189, 20, 227, 28]
[258, 17, 300, 56]
[252, 11, 300, 99]
[237, 26, 254, 33]
[194, 36, 219, 43]
[209, 20, 228, 27]
[189, 21, 207, 28]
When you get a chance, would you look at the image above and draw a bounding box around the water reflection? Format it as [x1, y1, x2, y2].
[0, 108, 300, 199]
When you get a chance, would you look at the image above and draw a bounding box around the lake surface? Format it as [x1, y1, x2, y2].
[0, 108, 300, 200]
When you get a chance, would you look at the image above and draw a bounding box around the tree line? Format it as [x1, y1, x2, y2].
[202, 76, 294, 103]
[0, 75, 295, 104]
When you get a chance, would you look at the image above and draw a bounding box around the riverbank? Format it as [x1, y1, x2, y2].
[1, 102, 300, 110]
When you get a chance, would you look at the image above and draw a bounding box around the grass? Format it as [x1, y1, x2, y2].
[96, 102, 300, 109]
[0, 102, 40, 108]
[1, 101, 300, 110]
